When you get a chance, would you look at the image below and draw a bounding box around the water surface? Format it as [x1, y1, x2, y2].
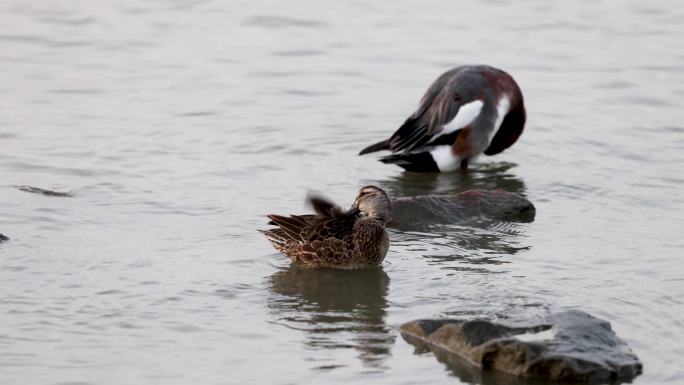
[1, 1, 683, 384]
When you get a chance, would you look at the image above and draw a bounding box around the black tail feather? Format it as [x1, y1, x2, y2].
[379, 151, 439, 172]
[359, 139, 390, 155]
[386, 112, 430, 152]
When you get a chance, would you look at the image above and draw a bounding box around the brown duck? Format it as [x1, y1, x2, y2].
[261, 186, 391, 269]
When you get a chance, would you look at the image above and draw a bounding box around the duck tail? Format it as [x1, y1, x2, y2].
[359, 139, 390, 155]
[259, 229, 290, 253]
[379, 151, 440, 172]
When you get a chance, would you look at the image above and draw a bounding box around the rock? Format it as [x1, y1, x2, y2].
[0, 233, 8, 242]
[400, 310, 642, 384]
[390, 189, 535, 227]
[16, 185, 73, 197]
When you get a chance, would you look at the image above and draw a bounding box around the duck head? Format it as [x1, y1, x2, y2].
[352, 185, 392, 222]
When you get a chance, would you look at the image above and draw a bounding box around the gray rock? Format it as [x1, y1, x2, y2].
[400, 310, 642, 384]
[390, 189, 535, 227]
[0, 233, 8, 242]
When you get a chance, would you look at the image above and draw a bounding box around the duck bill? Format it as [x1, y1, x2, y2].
[349, 200, 361, 214]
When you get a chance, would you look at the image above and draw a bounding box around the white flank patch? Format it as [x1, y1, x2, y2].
[430, 99, 484, 142]
[489, 95, 511, 143]
[429, 145, 460, 172]
[513, 327, 556, 342]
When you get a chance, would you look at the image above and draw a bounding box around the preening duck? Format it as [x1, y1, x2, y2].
[359, 65, 526, 172]
[261, 186, 391, 269]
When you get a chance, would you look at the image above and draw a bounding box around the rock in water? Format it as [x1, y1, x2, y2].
[400, 310, 642, 384]
[390, 189, 535, 227]
[0, 233, 8, 242]
[15, 185, 73, 197]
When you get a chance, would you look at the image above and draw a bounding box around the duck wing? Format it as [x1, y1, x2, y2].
[296, 237, 354, 267]
[360, 67, 485, 155]
[306, 193, 346, 218]
[266, 211, 359, 243]
[266, 214, 313, 242]
[303, 210, 359, 242]
[303, 193, 360, 241]
[266, 193, 360, 244]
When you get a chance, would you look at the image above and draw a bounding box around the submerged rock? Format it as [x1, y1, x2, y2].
[0, 233, 8, 242]
[390, 189, 535, 227]
[400, 310, 642, 384]
[16, 185, 73, 197]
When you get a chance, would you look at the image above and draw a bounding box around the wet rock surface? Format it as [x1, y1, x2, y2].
[390, 189, 535, 228]
[400, 310, 642, 384]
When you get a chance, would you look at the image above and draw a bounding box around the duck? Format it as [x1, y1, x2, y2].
[261, 186, 391, 269]
[359, 65, 526, 172]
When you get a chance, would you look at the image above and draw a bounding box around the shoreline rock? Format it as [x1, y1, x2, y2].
[400, 310, 642, 384]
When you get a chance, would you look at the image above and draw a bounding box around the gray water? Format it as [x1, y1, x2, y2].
[1, 1, 683, 384]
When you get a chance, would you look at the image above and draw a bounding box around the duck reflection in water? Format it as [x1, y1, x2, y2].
[267, 265, 394, 369]
[372, 161, 527, 198]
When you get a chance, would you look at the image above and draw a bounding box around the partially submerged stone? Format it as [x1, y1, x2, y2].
[0, 233, 8, 243]
[390, 189, 535, 227]
[16, 185, 73, 197]
[400, 310, 642, 384]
